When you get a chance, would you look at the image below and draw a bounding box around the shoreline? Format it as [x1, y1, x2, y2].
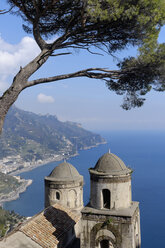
[10, 141, 106, 176]
[2, 141, 106, 204]
[9, 154, 67, 176]
[0, 179, 32, 205]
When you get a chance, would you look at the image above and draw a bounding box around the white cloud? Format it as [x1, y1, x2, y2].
[37, 93, 55, 103]
[0, 80, 8, 92]
[0, 36, 40, 94]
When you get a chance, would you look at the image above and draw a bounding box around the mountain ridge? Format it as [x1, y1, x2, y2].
[0, 106, 105, 173]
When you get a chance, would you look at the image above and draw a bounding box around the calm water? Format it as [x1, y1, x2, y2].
[3, 130, 165, 248]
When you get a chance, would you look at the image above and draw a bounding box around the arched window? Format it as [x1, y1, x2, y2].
[102, 189, 110, 209]
[100, 239, 109, 248]
[56, 191, 60, 200]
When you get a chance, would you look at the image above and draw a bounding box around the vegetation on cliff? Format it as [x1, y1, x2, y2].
[0, 172, 22, 194]
[0, 207, 25, 238]
[0, 106, 105, 163]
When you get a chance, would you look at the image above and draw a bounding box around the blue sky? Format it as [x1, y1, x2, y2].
[0, 2, 165, 131]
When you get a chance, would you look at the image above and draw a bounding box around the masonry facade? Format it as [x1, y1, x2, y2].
[45, 152, 141, 248]
[0, 151, 141, 248]
[80, 152, 141, 248]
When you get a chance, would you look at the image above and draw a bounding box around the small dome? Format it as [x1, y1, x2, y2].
[93, 152, 131, 175]
[48, 162, 82, 181]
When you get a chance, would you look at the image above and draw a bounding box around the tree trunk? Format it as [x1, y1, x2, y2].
[0, 48, 51, 133]
[0, 80, 25, 133]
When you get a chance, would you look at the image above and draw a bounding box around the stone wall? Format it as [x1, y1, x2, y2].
[90, 174, 132, 210]
[81, 203, 141, 248]
[45, 179, 83, 211]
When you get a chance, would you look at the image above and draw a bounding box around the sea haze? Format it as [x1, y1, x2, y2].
[3, 130, 165, 248]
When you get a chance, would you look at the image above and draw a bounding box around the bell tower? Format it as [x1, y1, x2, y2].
[45, 161, 84, 211]
[81, 152, 141, 248]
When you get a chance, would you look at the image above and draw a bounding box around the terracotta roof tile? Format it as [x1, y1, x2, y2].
[20, 203, 80, 248]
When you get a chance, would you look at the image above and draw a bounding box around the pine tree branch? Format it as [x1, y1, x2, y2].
[0, 7, 13, 14]
[27, 68, 121, 88]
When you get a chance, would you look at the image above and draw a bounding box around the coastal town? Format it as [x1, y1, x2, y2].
[0, 106, 106, 207]
[0, 154, 64, 175]
[0, 154, 65, 204]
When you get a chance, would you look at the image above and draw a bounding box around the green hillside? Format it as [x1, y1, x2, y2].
[0, 206, 25, 237]
[0, 106, 105, 162]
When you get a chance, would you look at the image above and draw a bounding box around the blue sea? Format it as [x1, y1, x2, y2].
[3, 130, 165, 248]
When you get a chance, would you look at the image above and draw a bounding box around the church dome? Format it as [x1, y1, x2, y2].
[48, 161, 83, 181]
[93, 152, 131, 175]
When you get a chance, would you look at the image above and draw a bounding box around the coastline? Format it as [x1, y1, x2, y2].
[9, 141, 106, 176]
[2, 141, 106, 204]
[9, 154, 67, 176]
[79, 141, 107, 150]
[0, 179, 32, 205]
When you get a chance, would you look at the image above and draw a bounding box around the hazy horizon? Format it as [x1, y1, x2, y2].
[1, 1, 165, 131]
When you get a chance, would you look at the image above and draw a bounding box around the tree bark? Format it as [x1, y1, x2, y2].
[0, 48, 51, 133]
